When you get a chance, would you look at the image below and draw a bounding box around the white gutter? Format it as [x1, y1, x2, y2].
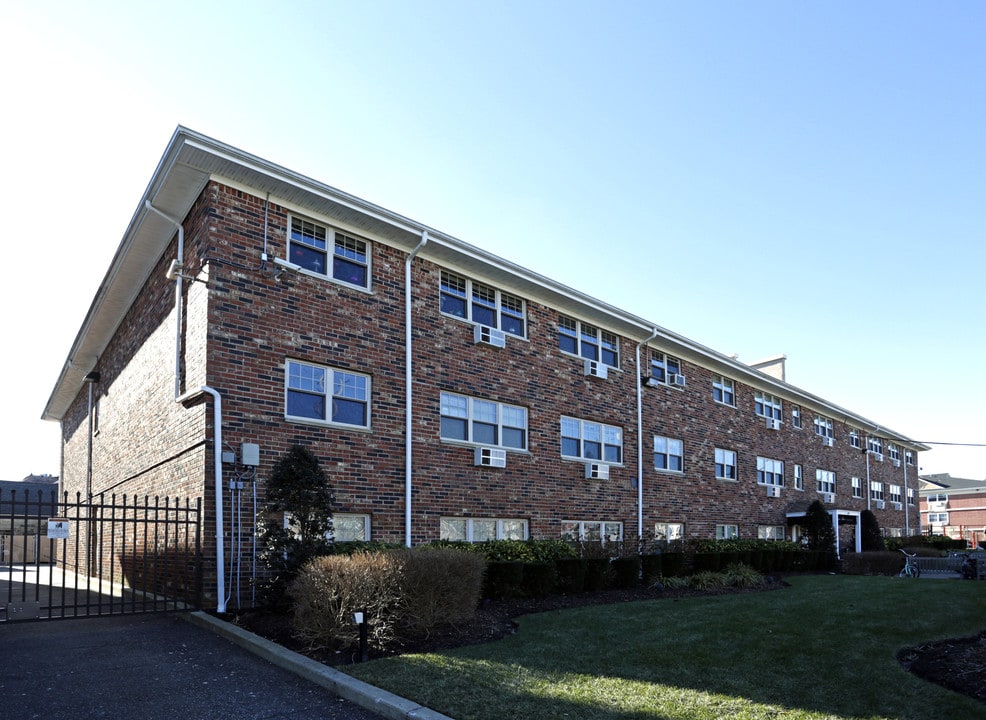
[635, 328, 660, 539]
[149, 200, 227, 613]
[404, 231, 429, 547]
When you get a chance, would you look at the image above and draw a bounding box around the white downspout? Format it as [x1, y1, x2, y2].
[635, 328, 659, 540]
[903, 451, 910, 536]
[148, 200, 227, 613]
[404, 231, 429, 547]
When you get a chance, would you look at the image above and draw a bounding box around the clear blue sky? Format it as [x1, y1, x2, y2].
[2, 0, 983, 480]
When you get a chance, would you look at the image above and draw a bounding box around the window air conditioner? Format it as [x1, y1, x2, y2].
[823, 493, 835, 504]
[643, 376, 661, 387]
[766, 418, 780, 431]
[473, 324, 506, 348]
[669, 373, 687, 388]
[585, 463, 610, 480]
[474, 446, 507, 468]
[893, 459, 901, 468]
[584, 359, 608, 379]
[767, 485, 781, 498]
[875, 500, 886, 510]
[870, 451, 884, 462]
[892, 502, 902, 510]
[822, 437, 834, 447]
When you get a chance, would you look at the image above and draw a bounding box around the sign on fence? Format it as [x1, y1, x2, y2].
[46, 518, 70, 539]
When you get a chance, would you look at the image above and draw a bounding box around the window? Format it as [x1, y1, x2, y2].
[907, 488, 916, 506]
[558, 316, 619, 366]
[871, 481, 885, 501]
[905, 450, 915, 466]
[814, 415, 833, 440]
[562, 520, 622, 545]
[816, 469, 836, 495]
[713, 375, 735, 406]
[654, 522, 684, 545]
[651, 352, 683, 385]
[333, 514, 370, 541]
[758, 526, 785, 541]
[791, 405, 802, 429]
[852, 477, 863, 499]
[794, 464, 803, 491]
[889, 485, 902, 504]
[754, 391, 782, 421]
[561, 417, 622, 463]
[928, 512, 948, 525]
[654, 436, 684, 472]
[849, 428, 861, 449]
[440, 270, 526, 337]
[756, 457, 784, 487]
[286, 360, 370, 428]
[288, 216, 369, 288]
[716, 524, 739, 540]
[868, 437, 883, 456]
[441, 517, 527, 542]
[715, 448, 737, 480]
[440, 392, 527, 449]
[888, 444, 900, 463]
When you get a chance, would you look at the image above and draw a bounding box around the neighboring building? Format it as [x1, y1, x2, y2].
[43, 128, 928, 610]
[920, 474, 986, 548]
[0, 478, 59, 564]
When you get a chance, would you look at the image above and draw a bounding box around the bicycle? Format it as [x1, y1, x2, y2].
[899, 549, 921, 578]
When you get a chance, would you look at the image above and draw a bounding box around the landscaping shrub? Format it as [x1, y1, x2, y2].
[554, 558, 586, 593]
[661, 551, 685, 577]
[399, 547, 485, 636]
[610, 557, 641, 588]
[690, 570, 726, 591]
[722, 563, 765, 588]
[841, 551, 902, 576]
[860, 510, 885, 551]
[521, 562, 556, 598]
[640, 554, 662, 584]
[583, 557, 613, 591]
[289, 552, 403, 652]
[660, 575, 690, 590]
[693, 552, 721, 572]
[484, 561, 525, 599]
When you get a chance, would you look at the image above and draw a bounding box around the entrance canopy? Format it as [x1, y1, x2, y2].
[787, 508, 861, 559]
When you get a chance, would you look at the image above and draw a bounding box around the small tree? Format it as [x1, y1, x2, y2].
[804, 500, 836, 555]
[257, 445, 334, 606]
[860, 509, 885, 551]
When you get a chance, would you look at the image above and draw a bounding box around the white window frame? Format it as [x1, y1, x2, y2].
[716, 524, 739, 540]
[440, 392, 527, 450]
[654, 522, 684, 544]
[794, 464, 803, 491]
[757, 525, 785, 541]
[814, 415, 834, 439]
[440, 270, 527, 338]
[905, 450, 915, 466]
[654, 435, 684, 473]
[561, 417, 623, 463]
[889, 484, 902, 504]
[816, 469, 836, 495]
[868, 437, 883, 455]
[558, 316, 619, 367]
[285, 360, 370, 429]
[870, 481, 885, 501]
[907, 487, 916, 506]
[756, 457, 785, 487]
[851, 476, 863, 499]
[791, 404, 802, 429]
[715, 448, 737, 480]
[849, 428, 861, 449]
[754, 391, 782, 421]
[712, 375, 735, 406]
[928, 512, 948, 525]
[562, 520, 623, 545]
[440, 517, 529, 542]
[288, 215, 371, 289]
[651, 351, 683, 385]
[332, 514, 371, 541]
[888, 444, 900, 463]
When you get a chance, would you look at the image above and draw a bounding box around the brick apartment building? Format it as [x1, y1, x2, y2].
[920, 474, 986, 549]
[43, 127, 928, 610]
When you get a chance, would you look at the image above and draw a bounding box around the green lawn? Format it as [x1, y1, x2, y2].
[345, 575, 985, 720]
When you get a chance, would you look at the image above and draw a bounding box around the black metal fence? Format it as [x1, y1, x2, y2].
[1, 489, 201, 622]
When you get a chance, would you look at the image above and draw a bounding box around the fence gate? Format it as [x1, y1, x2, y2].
[1, 490, 201, 623]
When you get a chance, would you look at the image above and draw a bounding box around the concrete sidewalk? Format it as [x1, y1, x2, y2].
[0, 612, 447, 720]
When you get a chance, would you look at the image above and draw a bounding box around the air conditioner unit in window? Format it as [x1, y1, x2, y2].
[669, 373, 687, 388]
[766, 485, 781, 498]
[892, 502, 902, 510]
[766, 418, 780, 431]
[875, 500, 886, 510]
[584, 359, 608, 379]
[473, 324, 506, 348]
[585, 462, 610, 480]
[893, 459, 901, 468]
[822, 437, 834, 447]
[870, 451, 884, 462]
[474, 446, 507, 468]
[643, 376, 662, 387]
[823, 493, 835, 504]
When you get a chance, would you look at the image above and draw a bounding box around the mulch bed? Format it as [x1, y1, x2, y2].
[225, 579, 985, 705]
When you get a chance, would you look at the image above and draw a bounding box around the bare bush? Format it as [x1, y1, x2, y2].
[399, 547, 485, 637]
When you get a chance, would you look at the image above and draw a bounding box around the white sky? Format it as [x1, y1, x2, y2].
[1, 0, 983, 481]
